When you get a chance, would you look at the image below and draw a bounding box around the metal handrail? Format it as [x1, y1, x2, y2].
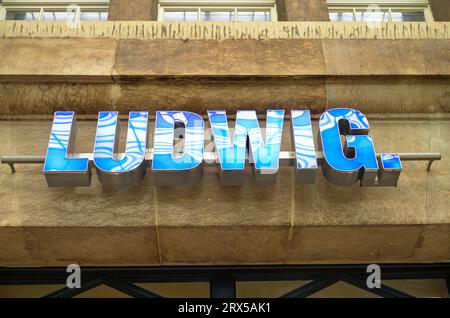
[0, 152, 442, 173]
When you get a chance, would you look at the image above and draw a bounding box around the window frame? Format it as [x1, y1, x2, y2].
[327, 0, 434, 22]
[158, 0, 278, 22]
[0, 0, 110, 22]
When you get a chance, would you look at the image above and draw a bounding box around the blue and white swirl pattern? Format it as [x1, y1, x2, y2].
[208, 110, 284, 172]
[93, 111, 148, 173]
[152, 111, 204, 170]
[291, 110, 317, 170]
[319, 108, 378, 173]
[44, 111, 89, 173]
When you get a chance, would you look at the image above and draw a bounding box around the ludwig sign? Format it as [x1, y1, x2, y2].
[43, 108, 402, 188]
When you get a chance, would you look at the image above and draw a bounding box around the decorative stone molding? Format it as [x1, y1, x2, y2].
[0, 21, 449, 40]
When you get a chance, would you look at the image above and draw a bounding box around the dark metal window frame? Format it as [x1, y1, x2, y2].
[1, 264, 449, 298]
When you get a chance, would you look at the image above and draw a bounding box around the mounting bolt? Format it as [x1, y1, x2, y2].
[8, 163, 15, 174]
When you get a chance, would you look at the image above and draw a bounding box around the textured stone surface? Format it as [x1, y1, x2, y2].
[0, 227, 33, 266]
[293, 120, 446, 227]
[0, 21, 449, 266]
[0, 119, 449, 265]
[112, 80, 327, 114]
[22, 227, 159, 266]
[0, 36, 449, 115]
[430, 0, 450, 22]
[159, 226, 288, 265]
[276, 0, 329, 21]
[322, 39, 450, 76]
[286, 226, 424, 264]
[1, 21, 449, 40]
[108, 0, 158, 21]
[326, 77, 450, 113]
[0, 83, 113, 115]
[113, 39, 325, 78]
[0, 38, 116, 82]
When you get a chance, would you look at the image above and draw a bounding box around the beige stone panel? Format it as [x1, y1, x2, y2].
[322, 40, 450, 76]
[0, 120, 156, 228]
[108, 0, 158, 21]
[113, 39, 326, 78]
[294, 165, 427, 226]
[0, 83, 113, 115]
[112, 80, 327, 115]
[0, 38, 117, 81]
[22, 226, 159, 266]
[0, 227, 34, 266]
[0, 166, 19, 227]
[155, 167, 292, 227]
[0, 121, 11, 153]
[1, 21, 449, 40]
[410, 225, 449, 261]
[430, 0, 450, 22]
[294, 120, 440, 226]
[286, 226, 424, 264]
[426, 121, 450, 224]
[276, 0, 329, 22]
[326, 77, 450, 113]
[0, 123, 19, 227]
[159, 226, 288, 264]
[13, 165, 155, 228]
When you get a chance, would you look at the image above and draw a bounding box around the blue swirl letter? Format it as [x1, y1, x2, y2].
[93, 111, 148, 189]
[291, 110, 318, 184]
[319, 108, 379, 186]
[44, 111, 91, 187]
[208, 110, 284, 185]
[152, 111, 204, 186]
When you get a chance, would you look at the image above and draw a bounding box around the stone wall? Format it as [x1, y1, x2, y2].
[430, 0, 450, 21]
[108, 0, 158, 21]
[0, 22, 449, 117]
[0, 118, 449, 266]
[0, 21, 449, 266]
[276, 0, 329, 21]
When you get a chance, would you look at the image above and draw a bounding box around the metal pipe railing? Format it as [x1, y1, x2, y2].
[0, 152, 442, 174]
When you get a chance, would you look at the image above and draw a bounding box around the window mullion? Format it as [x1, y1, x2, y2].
[0, 6, 6, 20]
[38, 7, 44, 21]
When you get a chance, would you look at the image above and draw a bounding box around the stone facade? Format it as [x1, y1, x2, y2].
[276, 0, 329, 21]
[108, 0, 158, 21]
[430, 0, 450, 21]
[0, 20, 449, 266]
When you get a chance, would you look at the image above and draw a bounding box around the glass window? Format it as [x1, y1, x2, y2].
[80, 12, 108, 21]
[164, 11, 199, 22]
[329, 8, 427, 22]
[329, 12, 354, 22]
[391, 11, 426, 22]
[159, 2, 276, 22]
[42, 11, 76, 21]
[201, 11, 235, 22]
[2, 0, 110, 22]
[237, 11, 271, 22]
[6, 11, 40, 21]
[356, 11, 390, 22]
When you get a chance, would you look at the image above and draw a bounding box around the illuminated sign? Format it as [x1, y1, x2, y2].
[43, 108, 402, 188]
